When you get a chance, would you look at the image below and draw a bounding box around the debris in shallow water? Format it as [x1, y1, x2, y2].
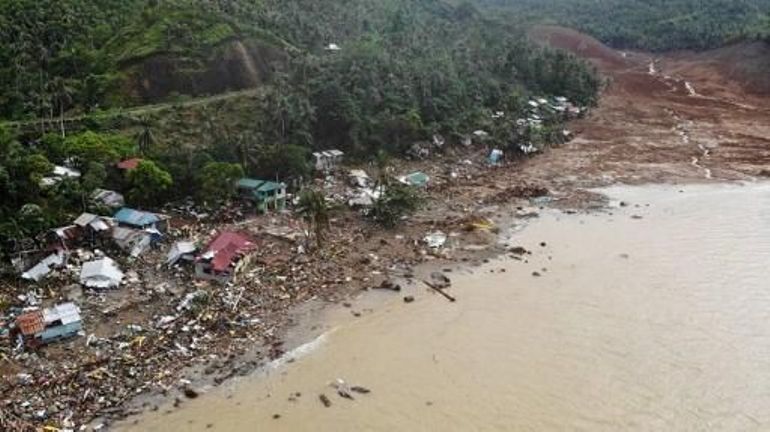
[532, 271, 542, 277]
[332, 379, 355, 400]
[429, 272, 451, 289]
[423, 279, 457, 302]
[375, 279, 402, 292]
[272, 414, 281, 419]
[183, 387, 199, 399]
[631, 215, 643, 219]
[403, 296, 415, 303]
[319, 394, 332, 407]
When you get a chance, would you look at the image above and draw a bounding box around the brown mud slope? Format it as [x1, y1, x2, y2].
[520, 26, 770, 187]
[529, 25, 632, 70]
[662, 41, 770, 98]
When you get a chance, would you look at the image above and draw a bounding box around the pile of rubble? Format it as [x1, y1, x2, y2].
[1, 106, 587, 430]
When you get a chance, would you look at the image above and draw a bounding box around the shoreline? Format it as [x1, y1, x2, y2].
[112, 178, 752, 429]
[117, 180, 770, 431]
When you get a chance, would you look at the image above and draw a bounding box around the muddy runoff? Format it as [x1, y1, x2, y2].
[120, 183, 770, 431]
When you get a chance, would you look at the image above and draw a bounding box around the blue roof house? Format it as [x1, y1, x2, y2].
[113, 208, 167, 232]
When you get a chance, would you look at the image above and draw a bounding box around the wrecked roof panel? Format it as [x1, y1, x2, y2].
[74, 213, 99, 227]
[80, 257, 124, 289]
[92, 189, 125, 208]
[16, 311, 45, 336]
[22, 252, 66, 282]
[43, 303, 81, 326]
[166, 241, 197, 266]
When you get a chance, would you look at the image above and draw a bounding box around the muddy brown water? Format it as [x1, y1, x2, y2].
[120, 183, 770, 431]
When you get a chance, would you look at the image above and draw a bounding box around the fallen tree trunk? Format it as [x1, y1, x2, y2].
[422, 280, 456, 302]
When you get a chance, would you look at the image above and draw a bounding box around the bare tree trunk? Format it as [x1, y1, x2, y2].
[60, 103, 65, 138]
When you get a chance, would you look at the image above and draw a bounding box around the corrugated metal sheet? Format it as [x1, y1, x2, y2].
[43, 302, 81, 326]
[114, 208, 160, 227]
[80, 257, 124, 289]
[22, 252, 66, 282]
[200, 232, 255, 273]
[16, 311, 44, 336]
[74, 213, 99, 227]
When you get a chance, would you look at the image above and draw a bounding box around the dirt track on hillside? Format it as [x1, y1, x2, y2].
[523, 26, 770, 188]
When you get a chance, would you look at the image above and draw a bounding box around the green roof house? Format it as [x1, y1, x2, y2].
[237, 178, 287, 213]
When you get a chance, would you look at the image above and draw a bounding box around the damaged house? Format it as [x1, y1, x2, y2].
[111, 208, 167, 257]
[80, 257, 124, 289]
[113, 207, 168, 232]
[21, 251, 67, 282]
[91, 188, 125, 209]
[195, 232, 256, 284]
[313, 149, 344, 172]
[12, 303, 82, 348]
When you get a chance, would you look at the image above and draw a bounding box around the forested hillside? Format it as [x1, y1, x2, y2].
[0, 0, 600, 246]
[481, 0, 770, 51]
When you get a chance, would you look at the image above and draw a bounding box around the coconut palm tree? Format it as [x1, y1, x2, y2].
[297, 187, 331, 250]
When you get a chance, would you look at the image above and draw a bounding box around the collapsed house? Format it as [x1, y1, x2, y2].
[111, 208, 166, 257]
[21, 251, 67, 282]
[40, 165, 81, 188]
[91, 188, 125, 209]
[166, 241, 198, 267]
[313, 149, 344, 172]
[237, 178, 287, 213]
[80, 257, 124, 289]
[12, 303, 82, 348]
[195, 232, 256, 284]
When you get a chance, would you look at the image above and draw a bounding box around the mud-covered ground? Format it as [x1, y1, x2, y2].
[2, 26, 768, 431]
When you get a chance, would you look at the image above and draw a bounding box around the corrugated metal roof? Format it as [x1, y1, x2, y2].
[43, 303, 81, 325]
[237, 178, 286, 193]
[74, 213, 99, 227]
[201, 232, 256, 273]
[16, 311, 45, 336]
[116, 158, 142, 170]
[80, 257, 124, 288]
[166, 241, 197, 265]
[22, 252, 66, 282]
[237, 178, 262, 189]
[114, 208, 160, 227]
[256, 181, 285, 192]
[92, 189, 125, 208]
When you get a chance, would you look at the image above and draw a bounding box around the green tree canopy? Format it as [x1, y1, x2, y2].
[126, 160, 173, 206]
[197, 161, 245, 204]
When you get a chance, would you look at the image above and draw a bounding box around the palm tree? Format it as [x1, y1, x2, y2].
[51, 76, 74, 137]
[135, 117, 156, 156]
[297, 188, 331, 250]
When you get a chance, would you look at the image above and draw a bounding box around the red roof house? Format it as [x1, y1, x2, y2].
[195, 232, 257, 284]
[116, 158, 143, 171]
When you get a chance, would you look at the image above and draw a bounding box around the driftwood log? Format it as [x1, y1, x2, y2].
[422, 280, 456, 302]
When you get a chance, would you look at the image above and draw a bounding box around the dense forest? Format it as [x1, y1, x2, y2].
[0, 0, 601, 249]
[481, 0, 770, 51]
